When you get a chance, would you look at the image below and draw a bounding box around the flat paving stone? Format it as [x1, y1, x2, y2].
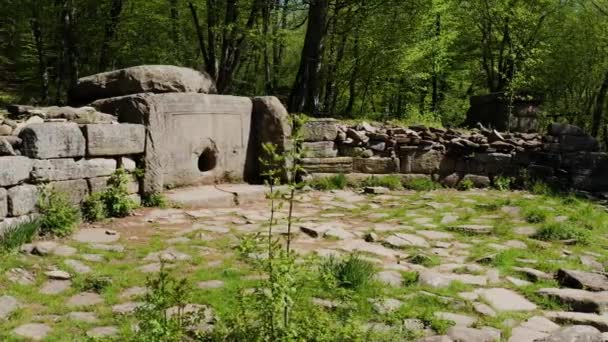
[119, 286, 147, 299]
[0, 295, 20, 319]
[416, 230, 453, 240]
[73, 228, 120, 243]
[86, 326, 119, 338]
[198, 280, 225, 289]
[435, 312, 476, 327]
[67, 292, 104, 307]
[375, 270, 403, 287]
[64, 259, 92, 274]
[557, 269, 608, 292]
[538, 288, 608, 314]
[45, 270, 71, 280]
[13, 323, 51, 341]
[40, 280, 71, 295]
[544, 311, 608, 332]
[479, 288, 537, 312]
[449, 224, 493, 234]
[112, 301, 143, 314]
[7, 268, 35, 285]
[67, 311, 99, 323]
[53, 244, 78, 256]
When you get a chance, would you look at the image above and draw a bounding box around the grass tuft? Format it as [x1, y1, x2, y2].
[320, 253, 376, 291]
[0, 219, 40, 251]
[533, 222, 591, 245]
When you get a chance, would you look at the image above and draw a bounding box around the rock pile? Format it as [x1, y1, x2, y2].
[301, 119, 607, 192]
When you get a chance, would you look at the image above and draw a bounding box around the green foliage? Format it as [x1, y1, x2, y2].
[524, 208, 548, 224]
[493, 176, 514, 191]
[407, 253, 440, 267]
[533, 222, 591, 245]
[360, 175, 404, 190]
[0, 219, 39, 252]
[403, 177, 441, 191]
[320, 253, 376, 291]
[38, 188, 80, 237]
[530, 182, 554, 196]
[79, 275, 113, 293]
[457, 178, 474, 191]
[82, 193, 107, 222]
[102, 169, 138, 218]
[307, 174, 348, 190]
[133, 263, 197, 342]
[142, 193, 168, 208]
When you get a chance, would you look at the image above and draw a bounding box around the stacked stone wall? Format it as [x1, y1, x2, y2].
[301, 119, 608, 192]
[0, 110, 145, 232]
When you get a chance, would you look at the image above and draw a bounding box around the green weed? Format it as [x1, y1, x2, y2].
[308, 174, 348, 190]
[320, 253, 376, 291]
[534, 222, 591, 245]
[360, 175, 403, 190]
[403, 178, 441, 191]
[38, 188, 80, 237]
[0, 219, 39, 251]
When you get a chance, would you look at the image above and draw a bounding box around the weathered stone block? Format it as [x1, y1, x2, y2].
[0, 156, 32, 186]
[301, 157, 353, 173]
[46, 179, 89, 205]
[548, 123, 586, 136]
[302, 119, 339, 142]
[93, 93, 253, 194]
[70, 65, 217, 104]
[559, 135, 599, 152]
[302, 141, 338, 158]
[88, 176, 139, 194]
[19, 123, 85, 159]
[462, 174, 491, 188]
[409, 150, 444, 174]
[7, 184, 38, 216]
[83, 124, 145, 156]
[118, 157, 137, 171]
[0, 188, 7, 220]
[250, 97, 292, 182]
[32, 159, 116, 182]
[353, 157, 399, 174]
[473, 152, 512, 174]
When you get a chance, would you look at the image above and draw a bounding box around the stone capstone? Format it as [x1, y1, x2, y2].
[82, 124, 145, 156]
[19, 123, 86, 159]
[71, 65, 217, 104]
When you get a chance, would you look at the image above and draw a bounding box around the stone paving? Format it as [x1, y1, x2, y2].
[1, 187, 608, 341]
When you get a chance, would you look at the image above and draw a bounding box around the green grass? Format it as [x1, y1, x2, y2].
[403, 178, 441, 191]
[533, 222, 591, 245]
[308, 174, 349, 190]
[360, 175, 403, 190]
[0, 219, 40, 251]
[320, 253, 377, 291]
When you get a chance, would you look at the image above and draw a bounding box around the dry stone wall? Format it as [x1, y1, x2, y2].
[301, 119, 607, 192]
[0, 107, 145, 232]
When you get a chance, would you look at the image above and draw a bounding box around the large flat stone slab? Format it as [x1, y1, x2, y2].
[72, 229, 120, 244]
[165, 184, 269, 209]
[544, 311, 608, 332]
[32, 158, 116, 181]
[479, 288, 537, 312]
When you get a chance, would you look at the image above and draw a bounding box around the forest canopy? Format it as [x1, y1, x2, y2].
[1, 0, 608, 133]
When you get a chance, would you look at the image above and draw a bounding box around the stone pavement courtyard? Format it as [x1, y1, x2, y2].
[2, 186, 608, 341]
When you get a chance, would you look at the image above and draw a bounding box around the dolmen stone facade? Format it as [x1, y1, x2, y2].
[0, 105, 145, 231]
[301, 119, 608, 193]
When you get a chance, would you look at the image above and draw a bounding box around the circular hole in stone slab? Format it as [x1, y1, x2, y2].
[198, 147, 218, 172]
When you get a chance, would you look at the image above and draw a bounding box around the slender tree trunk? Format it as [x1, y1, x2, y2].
[30, 2, 48, 102]
[169, 0, 181, 63]
[98, 0, 123, 71]
[188, 2, 209, 68]
[592, 70, 608, 137]
[262, 1, 273, 94]
[62, 0, 79, 91]
[431, 13, 440, 113]
[345, 27, 359, 117]
[272, 0, 289, 90]
[288, 0, 329, 114]
[206, 0, 218, 79]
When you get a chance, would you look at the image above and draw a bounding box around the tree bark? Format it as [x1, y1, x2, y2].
[188, 2, 209, 68]
[288, 0, 329, 114]
[30, 2, 49, 102]
[62, 0, 79, 91]
[592, 70, 608, 137]
[98, 0, 123, 71]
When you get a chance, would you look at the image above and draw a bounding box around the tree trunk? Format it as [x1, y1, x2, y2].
[98, 0, 123, 71]
[62, 0, 79, 92]
[431, 14, 440, 113]
[345, 27, 359, 117]
[30, 2, 49, 102]
[169, 0, 181, 63]
[592, 70, 608, 137]
[288, 0, 328, 114]
[206, 0, 218, 79]
[188, 2, 209, 68]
